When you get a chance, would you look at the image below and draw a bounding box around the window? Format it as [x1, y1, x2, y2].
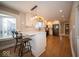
[35, 21, 44, 30]
[0, 13, 16, 38]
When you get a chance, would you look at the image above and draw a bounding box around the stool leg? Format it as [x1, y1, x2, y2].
[14, 42, 17, 53]
[24, 41, 26, 47]
[30, 46, 33, 56]
[18, 43, 24, 57]
[20, 43, 24, 57]
[28, 41, 32, 56]
[18, 44, 21, 56]
[29, 42, 31, 51]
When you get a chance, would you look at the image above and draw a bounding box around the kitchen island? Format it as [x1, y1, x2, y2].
[22, 30, 46, 57]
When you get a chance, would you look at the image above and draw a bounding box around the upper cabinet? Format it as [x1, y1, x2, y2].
[26, 13, 34, 27]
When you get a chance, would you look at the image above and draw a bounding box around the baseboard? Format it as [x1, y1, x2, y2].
[31, 48, 46, 57]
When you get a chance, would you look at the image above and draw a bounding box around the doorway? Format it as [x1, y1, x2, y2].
[52, 24, 59, 36]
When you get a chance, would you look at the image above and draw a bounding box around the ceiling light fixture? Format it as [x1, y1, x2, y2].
[59, 10, 63, 13]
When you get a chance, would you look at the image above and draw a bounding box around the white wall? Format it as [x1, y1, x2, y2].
[17, 12, 26, 32]
[76, 2, 79, 56]
[69, 2, 79, 56]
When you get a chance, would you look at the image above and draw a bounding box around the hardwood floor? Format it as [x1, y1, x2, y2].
[0, 35, 72, 57]
[40, 35, 72, 57]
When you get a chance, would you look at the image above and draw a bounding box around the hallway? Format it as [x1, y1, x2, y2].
[41, 35, 72, 57]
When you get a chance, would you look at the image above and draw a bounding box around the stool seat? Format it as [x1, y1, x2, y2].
[22, 38, 32, 42]
[18, 38, 32, 56]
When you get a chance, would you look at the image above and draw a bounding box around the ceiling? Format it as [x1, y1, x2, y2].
[0, 1, 73, 22]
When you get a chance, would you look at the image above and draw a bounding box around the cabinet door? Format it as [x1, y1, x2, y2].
[26, 14, 33, 27]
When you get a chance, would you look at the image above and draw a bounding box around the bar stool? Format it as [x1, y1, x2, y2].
[11, 31, 22, 53]
[11, 31, 32, 56]
[19, 37, 32, 56]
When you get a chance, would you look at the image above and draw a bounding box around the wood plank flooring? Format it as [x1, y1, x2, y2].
[0, 35, 72, 57]
[40, 35, 72, 57]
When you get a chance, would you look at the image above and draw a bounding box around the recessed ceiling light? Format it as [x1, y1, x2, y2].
[59, 10, 63, 13]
